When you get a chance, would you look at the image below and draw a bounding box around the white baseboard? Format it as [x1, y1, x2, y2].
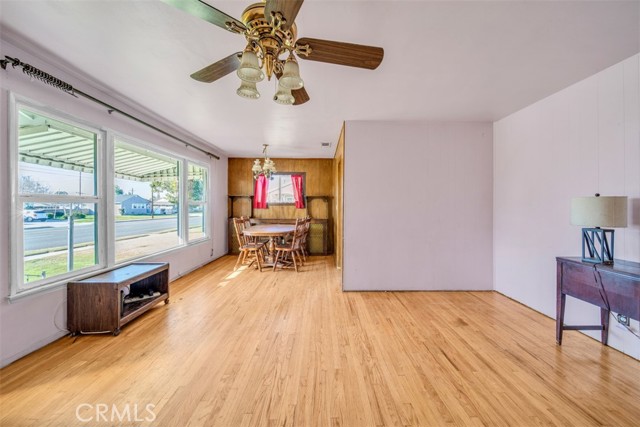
[1, 330, 68, 368]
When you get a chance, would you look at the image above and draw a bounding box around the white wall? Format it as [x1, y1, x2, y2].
[494, 54, 640, 359]
[0, 38, 228, 367]
[343, 121, 493, 291]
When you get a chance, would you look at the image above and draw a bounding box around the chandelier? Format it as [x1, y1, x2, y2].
[252, 144, 277, 180]
[235, 3, 307, 105]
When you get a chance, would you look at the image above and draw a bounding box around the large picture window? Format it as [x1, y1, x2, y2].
[16, 107, 101, 291]
[10, 100, 211, 297]
[114, 139, 181, 263]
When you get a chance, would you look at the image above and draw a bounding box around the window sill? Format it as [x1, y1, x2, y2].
[8, 237, 212, 302]
[9, 273, 93, 303]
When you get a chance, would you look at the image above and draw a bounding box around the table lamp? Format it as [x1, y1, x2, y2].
[571, 194, 627, 264]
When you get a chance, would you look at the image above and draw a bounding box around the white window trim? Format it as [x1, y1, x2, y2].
[266, 173, 303, 205]
[10, 95, 106, 298]
[186, 161, 210, 244]
[113, 134, 185, 263]
[111, 135, 211, 259]
[7, 241, 207, 302]
[8, 94, 212, 301]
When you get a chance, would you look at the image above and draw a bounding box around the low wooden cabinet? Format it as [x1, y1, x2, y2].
[67, 263, 169, 336]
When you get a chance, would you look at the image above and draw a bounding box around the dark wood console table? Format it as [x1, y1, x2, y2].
[556, 257, 640, 345]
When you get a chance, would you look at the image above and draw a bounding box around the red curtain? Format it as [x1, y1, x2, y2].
[253, 174, 268, 209]
[291, 174, 305, 209]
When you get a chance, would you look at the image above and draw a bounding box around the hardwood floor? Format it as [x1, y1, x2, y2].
[1, 256, 639, 426]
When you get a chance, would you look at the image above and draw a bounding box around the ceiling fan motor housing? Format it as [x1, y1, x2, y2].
[241, 2, 297, 79]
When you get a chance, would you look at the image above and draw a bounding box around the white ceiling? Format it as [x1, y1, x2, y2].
[1, 1, 638, 158]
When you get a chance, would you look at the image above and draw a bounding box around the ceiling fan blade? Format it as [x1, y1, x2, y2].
[265, 0, 304, 30]
[292, 87, 309, 106]
[296, 38, 383, 70]
[160, 0, 246, 34]
[190, 52, 242, 83]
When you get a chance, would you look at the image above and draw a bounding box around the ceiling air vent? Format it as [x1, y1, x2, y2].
[321, 142, 331, 148]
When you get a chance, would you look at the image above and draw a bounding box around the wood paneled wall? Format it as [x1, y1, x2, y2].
[228, 158, 333, 220]
[333, 125, 345, 270]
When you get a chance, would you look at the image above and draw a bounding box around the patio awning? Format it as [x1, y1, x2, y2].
[19, 110, 181, 182]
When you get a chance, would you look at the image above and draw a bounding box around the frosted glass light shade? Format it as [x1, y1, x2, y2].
[571, 196, 628, 228]
[236, 80, 260, 99]
[263, 158, 276, 174]
[252, 159, 263, 175]
[279, 59, 303, 90]
[273, 84, 294, 105]
[237, 50, 264, 83]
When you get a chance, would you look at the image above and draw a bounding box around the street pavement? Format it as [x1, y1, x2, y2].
[24, 216, 203, 251]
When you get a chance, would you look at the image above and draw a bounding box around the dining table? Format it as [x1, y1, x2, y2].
[243, 224, 295, 266]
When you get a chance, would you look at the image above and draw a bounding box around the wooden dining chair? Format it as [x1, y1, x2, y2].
[240, 216, 252, 229]
[233, 217, 266, 271]
[288, 216, 310, 265]
[273, 218, 305, 272]
[240, 216, 256, 242]
[240, 216, 269, 257]
[299, 216, 311, 263]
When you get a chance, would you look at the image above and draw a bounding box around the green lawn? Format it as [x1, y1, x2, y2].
[24, 251, 96, 282]
[23, 216, 189, 281]
[71, 216, 94, 223]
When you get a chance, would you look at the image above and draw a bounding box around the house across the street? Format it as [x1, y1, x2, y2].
[115, 194, 150, 215]
[152, 199, 175, 215]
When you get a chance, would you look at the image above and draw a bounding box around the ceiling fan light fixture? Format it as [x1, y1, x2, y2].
[237, 49, 264, 83]
[236, 80, 260, 99]
[273, 83, 295, 105]
[279, 56, 304, 90]
[163, 0, 384, 107]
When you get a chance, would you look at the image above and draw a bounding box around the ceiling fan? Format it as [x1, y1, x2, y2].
[160, 0, 384, 105]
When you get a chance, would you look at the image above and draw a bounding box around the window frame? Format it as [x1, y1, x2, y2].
[185, 161, 209, 243]
[109, 133, 211, 268]
[263, 172, 306, 206]
[10, 97, 106, 297]
[8, 94, 212, 300]
[113, 132, 187, 267]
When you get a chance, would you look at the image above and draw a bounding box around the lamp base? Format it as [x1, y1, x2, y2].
[581, 228, 615, 264]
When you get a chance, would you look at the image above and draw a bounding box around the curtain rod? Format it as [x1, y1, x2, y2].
[1, 55, 220, 160]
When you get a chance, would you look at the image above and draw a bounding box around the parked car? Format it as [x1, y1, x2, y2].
[23, 210, 48, 222]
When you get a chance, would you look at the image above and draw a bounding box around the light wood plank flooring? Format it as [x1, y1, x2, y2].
[1, 256, 639, 426]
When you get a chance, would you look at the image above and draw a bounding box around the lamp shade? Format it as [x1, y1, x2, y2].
[571, 196, 628, 228]
[252, 159, 263, 175]
[279, 58, 304, 90]
[236, 80, 260, 99]
[237, 50, 264, 83]
[273, 83, 294, 105]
